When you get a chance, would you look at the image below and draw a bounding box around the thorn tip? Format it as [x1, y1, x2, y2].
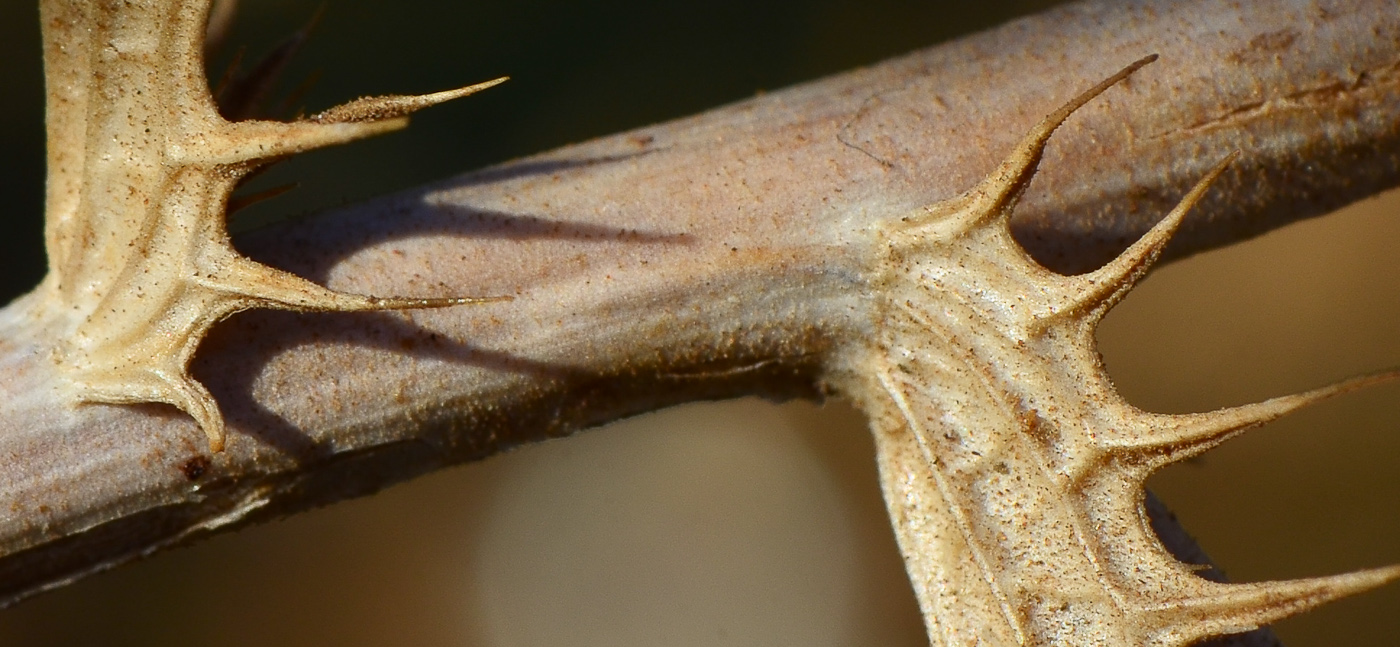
[936, 56, 1159, 232]
[1056, 151, 1237, 320]
[309, 76, 509, 124]
[1155, 564, 1400, 645]
[1112, 368, 1400, 472]
[362, 294, 515, 310]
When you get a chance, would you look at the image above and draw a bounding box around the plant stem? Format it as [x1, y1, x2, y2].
[0, 0, 1395, 606]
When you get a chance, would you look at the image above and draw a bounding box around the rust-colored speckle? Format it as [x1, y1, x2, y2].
[1249, 28, 1299, 53]
[181, 456, 211, 481]
[1228, 28, 1300, 63]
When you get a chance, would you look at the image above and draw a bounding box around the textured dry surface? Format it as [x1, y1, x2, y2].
[5, 194, 1395, 646]
[38, 0, 506, 451]
[838, 59, 1397, 645]
[0, 0, 1397, 644]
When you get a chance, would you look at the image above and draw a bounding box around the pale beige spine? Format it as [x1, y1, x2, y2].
[39, 0, 505, 451]
[843, 57, 1400, 646]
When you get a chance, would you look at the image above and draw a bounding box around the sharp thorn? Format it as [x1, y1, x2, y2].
[199, 118, 407, 166]
[954, 55, 1159, 230]
[1111, 369, 1399, 473]
[359, 295, 515, 310]
[308, 77, 510, 125]
[1150, 564, 1400, 646]
[1057, 151, 1237, 321]
[1039, 54, 1158, 138]
[159, 373, 228, 453]
[198, 255, 514, 313]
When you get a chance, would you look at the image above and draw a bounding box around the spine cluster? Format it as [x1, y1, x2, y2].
[40, 0, 504, 451]
[849, 56, 1400, 646]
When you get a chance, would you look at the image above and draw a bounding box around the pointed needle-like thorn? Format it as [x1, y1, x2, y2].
[356, 295, 515, 310]
[199, 254, 514, 313]
[197, 118, 408, 166]
[309, 77, 510, 124]
[1153, 564, 1400, 646]
[1058, 150, 1238, 322]
[955, 54, 1159, 230]
[1113, 368, 1400, 473]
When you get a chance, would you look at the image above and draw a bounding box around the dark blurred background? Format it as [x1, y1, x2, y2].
[0, 1, 1396, 645]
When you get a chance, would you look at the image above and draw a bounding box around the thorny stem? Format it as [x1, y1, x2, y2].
[0, 0, 1395, 621]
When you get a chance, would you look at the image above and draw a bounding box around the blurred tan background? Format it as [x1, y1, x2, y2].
[0, 1, 1395, 645]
